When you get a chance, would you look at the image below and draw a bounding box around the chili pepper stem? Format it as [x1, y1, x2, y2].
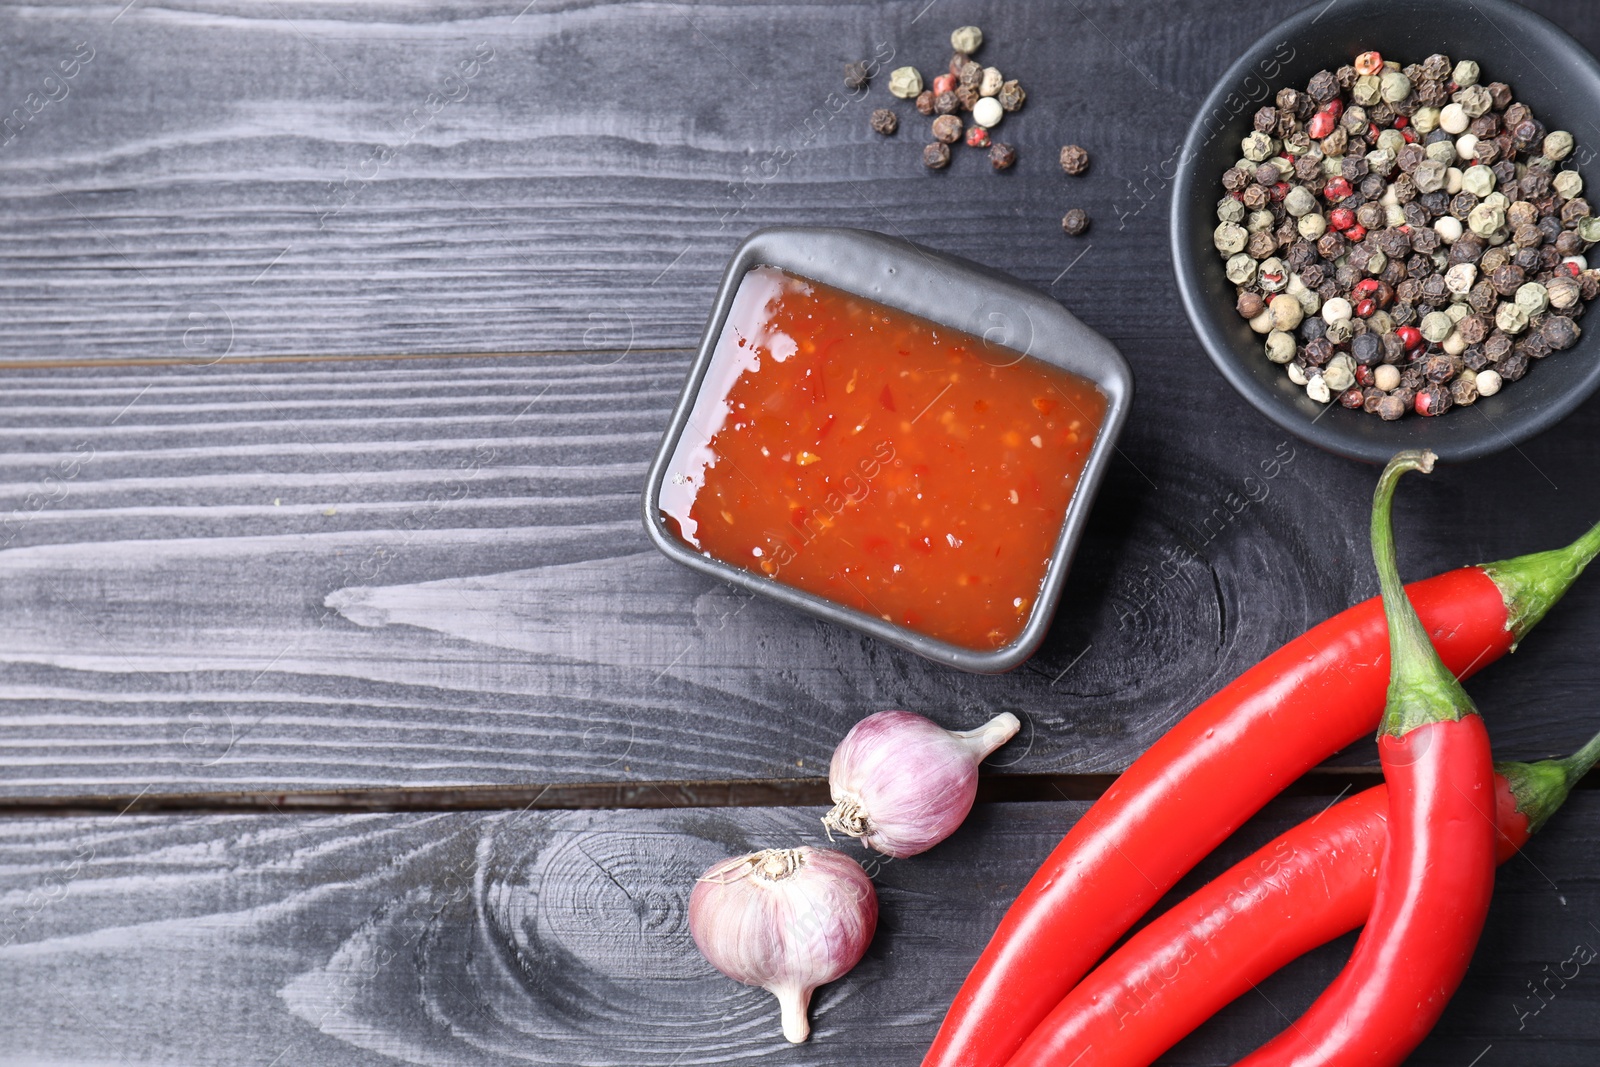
[1372, 450, 1477, 737]
[1482, 518, 1600, 647]
[1500, 725, 1600, 835]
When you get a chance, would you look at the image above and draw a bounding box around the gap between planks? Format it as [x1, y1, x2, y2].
[0, 768, 1515, 817]
[0, 346, 673, 372]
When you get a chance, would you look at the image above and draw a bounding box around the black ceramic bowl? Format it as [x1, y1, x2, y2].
[642, 227, 1133, 673]
[1172, 0, 1600, 463]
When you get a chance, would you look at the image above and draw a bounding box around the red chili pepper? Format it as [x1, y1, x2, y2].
[922, 519, 1600, 1067]
[1004, 730, 1600, 1067]
[1236, 450, 1497, 1067]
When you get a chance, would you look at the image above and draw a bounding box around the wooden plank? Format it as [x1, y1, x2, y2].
[0, 797, 1596, 1064]
[1, 356, 1598, 796]
[0, 0, 1593, 361]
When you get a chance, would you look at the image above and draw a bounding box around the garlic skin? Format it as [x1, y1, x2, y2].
[823, 710, 1020, 858]
[689, 846, 877, 1043]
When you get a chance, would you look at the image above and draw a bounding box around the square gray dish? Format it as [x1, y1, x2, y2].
[641, 226, 1133, 673]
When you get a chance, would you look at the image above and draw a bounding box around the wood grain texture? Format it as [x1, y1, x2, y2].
[1, 357, 1597, 796]
[0, 0, 1594, 361]
[0, 355, 1593, 796]
[0, 797, 1596, 1065]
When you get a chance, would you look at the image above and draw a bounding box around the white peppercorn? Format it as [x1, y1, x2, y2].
[1287, 362, 1309, 386]
[1476, 368, 1502, 396]
[1306, 374, 1332, 403]
[951, 26, 982, 54]
[1453, 60, 1480, 87]
[979, 66, 1003, 97]
[1299, 212, 1328, 239]
[1374, 364, 1402, 391]
[1445, 262, 1478, 296]
[1435, 215, 1464, 244]
[1225, 253, 1257, 285]
[1439, 103, 1470, 135]
[1496, 301, 1531, 333]
[972, 96, 1003, 128]
[1455, 134, 1479, 161]
[1322, 296, 1353, 324]
[1421, 310, 1455, 342]
[1445, 166, 1464, 194]
[1270, 293, 1304, 331]
[1265, 330, 1297, 363]
[889, 66, 924, 99]
[1442, 329, 1468, 356]
[1544, 130, 1575, 161]
[1250, 307, 1276, 334]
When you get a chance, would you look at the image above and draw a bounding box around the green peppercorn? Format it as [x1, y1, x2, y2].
[1544, 130, 1575, 161]
[951, 25, 982, 54]
[1063, 208, 1090, 236]
[888, 66, 923, 99]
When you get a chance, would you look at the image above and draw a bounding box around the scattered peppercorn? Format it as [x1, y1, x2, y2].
[951, 25, 983, 54]
[1062, 208, 1089, 236]
[844, 61, 870, 91]
[932, 114, 962, 144]
[1214, 47, 1592, 419]
[989, 142, 1017, 170]
[997, 80, 1026, 112]
[923, 142, 951, 169]
[870, 109, 897, 136]
[915, 90, 936, 116]
[965, 125, 991, 149]
[1059, 144, 1089, 176]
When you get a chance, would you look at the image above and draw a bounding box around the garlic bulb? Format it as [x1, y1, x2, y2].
[689, 846, 876, 1043]
[823, 710, 1020, 858]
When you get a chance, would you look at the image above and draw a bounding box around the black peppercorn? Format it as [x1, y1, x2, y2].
[870, 108, 898, 136]
[955, 85, 980, 111]
[1340, 386, 1367, 409]
[1254, 106, 1278, 133]
[845, 61, 870, 90]
[949, 52, 969, 78]
[989, 142, 1017, 170]
[1335, 64, 1358, 90]
[1381, 331, 1406, 363]
[1484, 332, 1514, 362]
[1061, 207, 1089, 235]
[997, 80, 1026, 112]
[1408, 227, 1441, 255]
[1486, 81, 1514, 109]
[1304, 337, 1334, 365]
[1561, 197, 1591, 225]
[1450, 376, 1480, 406]
[1499, 350, 1530, 380]
[1424, 354, 1460, 383]
[1059, 144, 1090, 176]
[1307, 69, 1339, 102]
[1491, 263, 1525, 296]
[1457, 313, 1489, 344]
[1512, 223, 1544, 249]
[934, 91, 960, 115]
[1463, 344, 1490, 371]
[1242, 185, 1269, 210]
[916, 91, 936, 116]
[1542, 315, 1580, 349]
[1376, 394, 1407, 420]
[1364, 388, 1385, 414]
[1473, 139, 1501, 166]
[959, 61, 982, 90]
[923, 142, 951, 169]
[932, 114, 962, 144]
[1351, 331, 1382, 365]
[1255, 162, 1280, 186]
[1237, 291, 1265, 319]
[1301, 315, 1328, 341]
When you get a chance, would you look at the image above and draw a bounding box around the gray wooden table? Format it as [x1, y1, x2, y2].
[1, 1, 1598, 1063]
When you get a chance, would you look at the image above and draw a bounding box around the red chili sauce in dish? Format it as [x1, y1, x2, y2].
[659, 266, 1106, 652]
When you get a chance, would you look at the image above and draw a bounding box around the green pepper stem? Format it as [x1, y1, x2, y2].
[1372, 450, 1478, 738]
[1497, 724, 1600, 836]
[1481, 519, 1600, 648]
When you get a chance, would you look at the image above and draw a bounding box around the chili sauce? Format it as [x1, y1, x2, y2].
[659, 266, 1105, 652]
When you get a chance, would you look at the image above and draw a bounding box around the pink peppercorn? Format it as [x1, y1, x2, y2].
[1354, 50, 1383, 76]
[1324, 177, 1353, 201]
[933, 73, 957, 95]
[1345, 223, 1367, 242]
[965, 125, 990, 148]
[1330, 207, 1356, 231]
